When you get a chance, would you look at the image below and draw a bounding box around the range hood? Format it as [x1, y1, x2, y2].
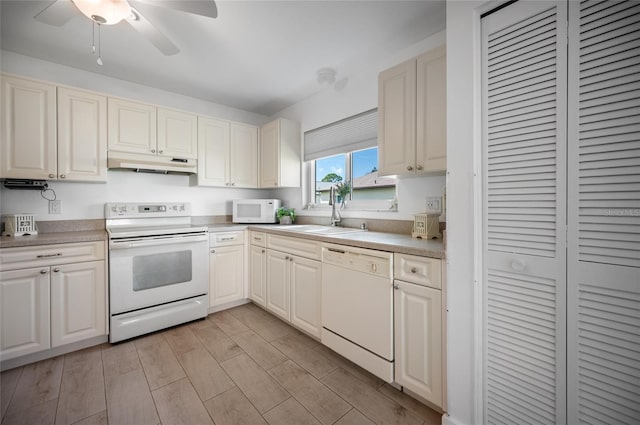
[107, 152, 197, 174]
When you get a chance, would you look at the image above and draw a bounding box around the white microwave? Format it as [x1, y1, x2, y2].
[232, 199, 281, 223]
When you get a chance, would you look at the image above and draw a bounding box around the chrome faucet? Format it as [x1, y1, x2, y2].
[329, 185, 342, 226]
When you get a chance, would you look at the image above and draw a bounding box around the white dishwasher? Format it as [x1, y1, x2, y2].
[321, 242, 394, 382]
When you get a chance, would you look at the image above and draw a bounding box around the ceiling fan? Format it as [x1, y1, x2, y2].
[34, 0, 217, 61]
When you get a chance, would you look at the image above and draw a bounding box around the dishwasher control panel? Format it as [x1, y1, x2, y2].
[321, 243, 392, 278]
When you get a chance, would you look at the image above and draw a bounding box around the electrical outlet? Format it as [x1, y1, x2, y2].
[425, 197, 441, 215]
[49, 200, 62, 214]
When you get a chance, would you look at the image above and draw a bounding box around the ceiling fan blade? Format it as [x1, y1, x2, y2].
[126, 8, 180, 56]
[34, 0, 77, 26]
[135, 0, 217, 19]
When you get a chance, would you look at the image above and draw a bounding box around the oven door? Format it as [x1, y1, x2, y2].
[109, 234, 208, 315]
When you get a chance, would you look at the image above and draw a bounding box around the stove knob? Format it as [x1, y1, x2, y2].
[159, 205, 166, 212]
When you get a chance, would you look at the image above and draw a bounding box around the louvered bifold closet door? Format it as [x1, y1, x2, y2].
[481, 2, 567, 424]
[567, 1, 640, 423]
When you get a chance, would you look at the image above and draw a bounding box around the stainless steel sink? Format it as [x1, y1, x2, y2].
[276, 225, 364, 235]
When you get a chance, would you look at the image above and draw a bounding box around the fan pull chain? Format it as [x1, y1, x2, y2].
[96, 23, 103, 66]
[92, 21, 96, 53]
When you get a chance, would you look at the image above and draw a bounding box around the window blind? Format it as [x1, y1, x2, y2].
[304, 109, 377, 161]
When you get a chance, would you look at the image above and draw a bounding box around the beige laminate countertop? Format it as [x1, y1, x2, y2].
[249, 225, 445, 259]
[0, 230, 107, 249]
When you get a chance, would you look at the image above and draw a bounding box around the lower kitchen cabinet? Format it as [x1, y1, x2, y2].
[249, 245, 267, 307]
[266, 249, 290, 321]
[0, 267, 51, 360]
[393, 253, 444, 409]
[51, 260, 106, 347]
[209, 245, 244, 307]
[394, 280, 442, 406]
[264, 234, 322, 337]
[290, 256, 322, 337]
[0, 241, 107, 363]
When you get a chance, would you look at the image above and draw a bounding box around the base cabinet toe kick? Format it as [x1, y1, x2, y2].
[320, 243, 446, 410]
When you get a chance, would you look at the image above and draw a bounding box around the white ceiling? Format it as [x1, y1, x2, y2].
[1, 0, 445, 116]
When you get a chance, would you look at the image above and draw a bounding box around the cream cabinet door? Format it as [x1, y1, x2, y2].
[416, 46, 446, 174]
[57, 87, 107, 182]
[0, 267, 50, 361]
[50, 261, 106, 347]
[290, 256, 321, 338]
[210, 245, 244, 307]
[394, 280, 442, 408]
[260, 119, 279, 188]
[157, 107, 197, 159]
[378, 59, 416, 176]
[197, 116, 230, 187]
[249, 245, 267, 307]
[108, 97, 157, 155]
[230, 123, 258, 188]
[266, 249, 290, 321]
[1, 75, 57, 179]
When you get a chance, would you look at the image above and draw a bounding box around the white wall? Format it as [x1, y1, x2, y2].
[0, 171, 275, 220]
[273, 31, 447, 221]
[0, 50, 269, 125]
[444, 2, 488, 425]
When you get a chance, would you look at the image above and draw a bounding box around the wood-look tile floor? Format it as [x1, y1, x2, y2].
[0, 303, 443, 425]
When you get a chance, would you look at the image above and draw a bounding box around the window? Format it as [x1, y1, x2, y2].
[312, 147, 396, 207]
[305, 109, 396, 210]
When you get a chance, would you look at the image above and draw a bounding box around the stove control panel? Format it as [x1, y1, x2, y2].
[105, 202, 191, 218]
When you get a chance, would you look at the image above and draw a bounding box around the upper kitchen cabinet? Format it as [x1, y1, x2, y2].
[195, 117, 258, 188]
[378, 45, 446, 176]
[57, 87, 107, 182]
[230, 122, 259, 188]
[260, 118, 301, 188]
[107, 97, 156, 155]
[0, 75, 107, 182]
[157, 107, 197, 159]
[108, 98, 197, 161]
[1, 75, 57, 180]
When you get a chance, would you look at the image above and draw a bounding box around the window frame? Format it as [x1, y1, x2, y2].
[307, 147, 398, 212]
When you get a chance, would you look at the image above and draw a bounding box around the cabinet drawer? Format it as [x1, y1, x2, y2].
[268, 234, 321, 261]
[250, 231, 267, 247]
[210, 231, 244, 247]
[0, 241, 105, 271]
[394, 253, 441, 289]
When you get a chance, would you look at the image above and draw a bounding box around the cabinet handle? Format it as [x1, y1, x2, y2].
[261, 249, 265, 253]
[159, 150, 164, 154]
[274, 183, 278, 187]
[151, 149, 156, 153]
[225, 183, 230, 186]
[371, 263, 378, 273]
[407, 165, 414, 171]
[53, 268, 60, 272]
[416, 165, 423, 171]
[290, 257, 293, 262]
[393, 283, 400, 290]
[231, 182, 236, 186]
[210, 249, 216, 254]
[48, 173, 55, 179]
[410, 267, 417, 274]
[59, 174, 66, 179]
[37, 253, 62, 258]
[40, 269, 48, 275]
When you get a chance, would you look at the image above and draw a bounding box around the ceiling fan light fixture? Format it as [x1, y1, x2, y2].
[72, 0, 131, 25]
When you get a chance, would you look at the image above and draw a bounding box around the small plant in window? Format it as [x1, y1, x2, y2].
[276, 207, 296, 224]
[335, 180, 351, 208]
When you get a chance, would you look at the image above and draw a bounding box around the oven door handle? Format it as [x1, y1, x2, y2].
[110, 235, 208, 250]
